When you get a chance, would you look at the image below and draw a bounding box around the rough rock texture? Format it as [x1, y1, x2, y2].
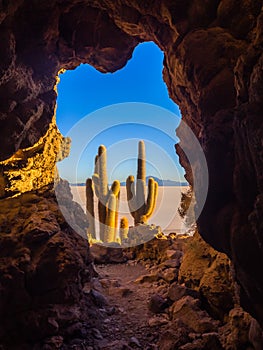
[0, 119, 70, 198]
[179, 231, 235, 320]
[0, 0, 262, 329]
[0, 182, 101, 349]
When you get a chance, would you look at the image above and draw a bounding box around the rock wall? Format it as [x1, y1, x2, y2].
[0, 0, 262, 328]
[0, 181, 101, 348]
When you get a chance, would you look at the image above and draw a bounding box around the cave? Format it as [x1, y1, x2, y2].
[0, 1, 263, 349]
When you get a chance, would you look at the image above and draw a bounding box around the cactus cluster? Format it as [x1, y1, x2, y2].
[86, 141, 158, 244]
[126, 140, 158, 225]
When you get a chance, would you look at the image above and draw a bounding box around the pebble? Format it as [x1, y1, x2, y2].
[90, 289, 108, 307]
[92, 328, 103, 340]
[129, 336, 141, 348]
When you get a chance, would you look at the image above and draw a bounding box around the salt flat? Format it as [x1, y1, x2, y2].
[70, 185, 189, 234]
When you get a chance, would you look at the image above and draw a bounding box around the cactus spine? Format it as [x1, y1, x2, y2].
[91, 145, 120, 242]
[126, 140, 158, 224]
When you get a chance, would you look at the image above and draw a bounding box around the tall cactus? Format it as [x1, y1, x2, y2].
[126, 140, 158, 224]
[86, 178, 96, 240]
[91, 145, 120, 242]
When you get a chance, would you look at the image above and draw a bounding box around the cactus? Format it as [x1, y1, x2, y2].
[119, 216, 129, 242]
[85, 178, 96, 240]
[90, 145, 120, 242]
[126, 140, 158, 224]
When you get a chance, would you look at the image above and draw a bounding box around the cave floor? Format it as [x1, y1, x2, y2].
[92, 262, 163, 349]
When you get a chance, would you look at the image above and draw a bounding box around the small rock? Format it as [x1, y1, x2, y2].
[148, 315, 169, 327]
[106, 306, 116, 315]
[167, 283, 199, 302]
[165, 249, 180, 260]
[92, 328, 103, 340]
[108, 286, 133, 297]
[90, 289, 108, 307]
[161, 259, 181, 268]
[179, 332, 223, 350]
[129, 336, 141, 348]
[148, 294, 168, 314]
[90, 244, 127, 264]
[170, 296, 219, 333]
[91, 277, 103, 292]
[161, 268, 178, 283]
[135, 273, 160, 284]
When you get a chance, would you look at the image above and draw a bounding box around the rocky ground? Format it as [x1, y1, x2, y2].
[89, 233, 263, 350]
[0, 181, 262, 349]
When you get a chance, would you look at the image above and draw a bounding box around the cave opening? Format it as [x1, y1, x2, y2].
[55, 41, 192, 240]
[1, 2, 263, 348]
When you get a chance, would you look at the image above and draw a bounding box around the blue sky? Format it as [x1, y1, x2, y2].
[56, 42, 185, 183]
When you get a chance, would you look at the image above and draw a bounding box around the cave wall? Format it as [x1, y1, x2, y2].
[0, 0, 262, 327]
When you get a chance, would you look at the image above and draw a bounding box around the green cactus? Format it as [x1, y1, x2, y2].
[91, 145, 120, 242]
[119, 216, 129, 242]
[126, 140, 158, 225]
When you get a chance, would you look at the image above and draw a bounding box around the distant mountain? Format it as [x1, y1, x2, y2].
[70, 177, 188, 187]
[120, 176, 188, 187]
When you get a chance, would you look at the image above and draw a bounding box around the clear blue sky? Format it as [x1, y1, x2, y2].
[56, 42, 185, 183]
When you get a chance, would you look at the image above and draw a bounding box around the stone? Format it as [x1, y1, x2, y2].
[90, 289, 108, 307]
[161, 258, 181, 269]
[108, 286, 132, 297]
[135, 273, 161, 284]
[220, 306, 257, 350]
[165, 249, 182, 261]
[167, 283, 199, 302]
[170, 296, 220, 333]
[158, 320, 191, 350]
[179, 231, 235, 320]
[148, 294, 168, 314]
[90, 244, 127, 264]
[129, 336, 141, 348]
[148, 315, 169, 327]
[179, 333, 223, 350]
[92, 328, 103, 340]
[161, 268, 178, 283]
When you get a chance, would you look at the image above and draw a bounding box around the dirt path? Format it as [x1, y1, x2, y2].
[91, 262, 165, 349]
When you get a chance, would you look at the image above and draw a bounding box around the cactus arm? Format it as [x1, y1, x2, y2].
[126, 175, 137, 219]
[110, 180, 120, 242]
[114, 190, 120, 241]
[86, 178, 96, 239]
[94, 154, 99, 174]
[98, 145, 109, 201]
[136, 140, 146, 212]
[145, 180, 158, 220]
[144, 177, 155, 218]
[137, 140, 146, 181]
[110, 180, 120, 196]
[92, 173, 100, 198]
[104, 194, 117, 243]
[136, 179, 146, 218]
[98, 201, 107, 242]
